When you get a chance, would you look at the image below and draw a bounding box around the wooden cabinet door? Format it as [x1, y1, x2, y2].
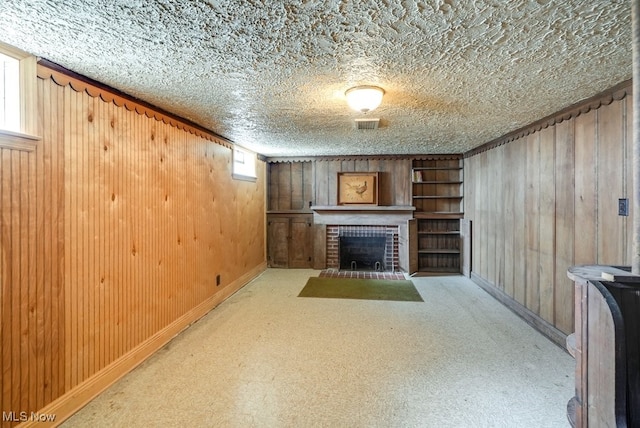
[267, 215, 314, 268]
[289, 217, 313, 268]
[268, 218, 290, 268]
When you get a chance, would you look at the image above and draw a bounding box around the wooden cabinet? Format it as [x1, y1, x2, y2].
[267, 214, 313, 268]
[410, 157, 463, 274]
[567, 265, 640, 427]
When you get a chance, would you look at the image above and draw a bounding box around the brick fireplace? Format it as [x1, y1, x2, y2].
[311, 205, 415, 272]
[327, 225, 399, 272]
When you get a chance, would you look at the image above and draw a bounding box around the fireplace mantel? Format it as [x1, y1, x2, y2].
[311, 205, 415, 213]
[311, 205, 415, 226]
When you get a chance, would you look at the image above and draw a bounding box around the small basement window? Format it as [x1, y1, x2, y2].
[0, 41, 39, 151]
[232, 146, 257, 181]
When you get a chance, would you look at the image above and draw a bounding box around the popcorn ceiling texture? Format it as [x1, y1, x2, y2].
[0, 0, 632, 156]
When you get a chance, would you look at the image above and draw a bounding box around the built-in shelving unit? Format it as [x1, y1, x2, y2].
[411, 157, 463, 274]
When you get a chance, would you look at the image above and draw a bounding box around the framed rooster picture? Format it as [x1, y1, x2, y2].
[337, 172, 378, 205]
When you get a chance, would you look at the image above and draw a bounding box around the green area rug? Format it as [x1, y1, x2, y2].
[298, 277, 423, 302]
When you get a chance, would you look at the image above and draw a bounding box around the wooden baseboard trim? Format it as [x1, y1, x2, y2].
[21, 262, 267, 428]
[470, 272, 568, 351]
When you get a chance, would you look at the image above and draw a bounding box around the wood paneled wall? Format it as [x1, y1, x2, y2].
[314, 158, 412, 207]
[268, 157, 414, 272]
[0, 67, 266, 426]
[268, 161, 314, 211]
[268, 157, 412, 210]
[464, 90, 633, 337]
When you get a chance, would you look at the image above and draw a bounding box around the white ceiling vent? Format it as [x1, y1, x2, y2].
[354, 118, 380, 130]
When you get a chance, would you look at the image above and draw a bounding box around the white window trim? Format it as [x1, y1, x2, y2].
[0, 128, 39, 151]
[0, 42, 40, 152]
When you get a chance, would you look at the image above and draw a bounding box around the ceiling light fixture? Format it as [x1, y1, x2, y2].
[345, 85, 385, 113]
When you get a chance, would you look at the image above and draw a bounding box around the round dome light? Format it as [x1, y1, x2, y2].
[345, 85, 385, 113]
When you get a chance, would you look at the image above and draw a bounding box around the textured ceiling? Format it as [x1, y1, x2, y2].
[0, 1, 632, 157]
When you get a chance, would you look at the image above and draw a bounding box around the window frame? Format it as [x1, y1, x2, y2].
[232, 145, 257, 182]
[0, 41, 40, 151]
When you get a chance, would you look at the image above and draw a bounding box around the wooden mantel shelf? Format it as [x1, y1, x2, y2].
[310, 205, 415, 226]
[311, 205, 415, 213]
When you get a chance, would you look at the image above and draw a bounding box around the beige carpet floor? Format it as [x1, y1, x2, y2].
[62, 269, 574, 428]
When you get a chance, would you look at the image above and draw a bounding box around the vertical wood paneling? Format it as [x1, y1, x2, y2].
[314, 161, 329, 206]
[268, 163, 278, 210]
[464, 157, 475, 275]
[525, 132, 540, 315]
[94, 96, 103, 374]
[277, 163, 292, 211]
[555, 120, 575, 334]
[574, 110, 597, 264]
[597, 100, 625, 265]
[0, 74, 266, 427]
[382, 159, 404, 206]
[493, 145, 505, 290]
[13, 150, 21, 414]
[354, 159, 368, 172]
[503, 142, 515, 298]
[538, 126, 556, 324]
[478, 152, 488, 280]
[377, 159, 390, 206]
[53, 80, 65, 402]
[63, 86, 73, 391]
[2, 149, 13, 414]
[487, 147, 501, 287]
[512, 138, 526, 306]
[388, 160, 401, 205]
[341, 159, 355, 172]
[87, 95, 96, 380]
[465, 92, 633, 337]
[38, 78, 50, 407]
[367, 158, 380, 200]
[28, 126, 38, 413]
[267, 162, 315, 211]
[104, 98, 116, 370]
[327, 161, 341, 206]
[394, 159, 411, 206]
[469, 154, 481, 280]
[19, 150, 29, 412]
[290, 162, 303, 210]
[269, 158, 414, 211]
[303, 161, 313, 208]
[81, 89, 91, 383]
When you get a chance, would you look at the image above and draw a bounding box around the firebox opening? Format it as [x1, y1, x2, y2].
[339, 235, 386, 271]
